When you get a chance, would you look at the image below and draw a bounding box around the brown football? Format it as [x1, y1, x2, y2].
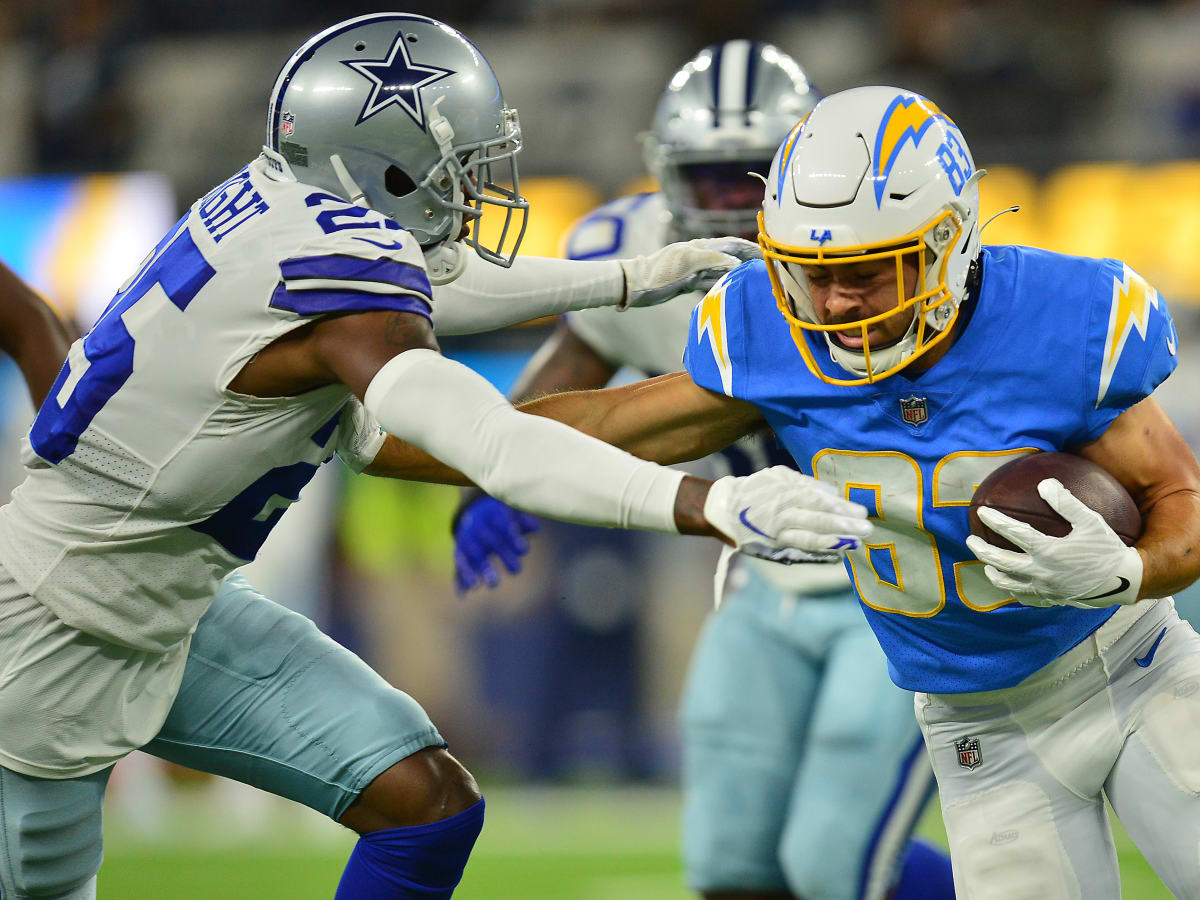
[968, 452, 1142, 552]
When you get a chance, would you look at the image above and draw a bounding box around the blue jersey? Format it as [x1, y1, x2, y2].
[684, 245, 1178, 692]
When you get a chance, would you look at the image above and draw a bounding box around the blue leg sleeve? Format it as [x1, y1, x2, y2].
[334, 798, 485, 899]
[891, 838, 955, 900]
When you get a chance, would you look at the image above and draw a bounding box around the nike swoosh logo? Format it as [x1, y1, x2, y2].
[1135, 627, 1168, 668]
[1074, 576, 1131, 603]
[353, 236, 406, 251]
[738, 507, 773, 539]
[1167, 331, 1178, 356]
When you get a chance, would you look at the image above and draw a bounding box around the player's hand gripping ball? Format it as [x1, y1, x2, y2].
[966, 452, 1144, 608]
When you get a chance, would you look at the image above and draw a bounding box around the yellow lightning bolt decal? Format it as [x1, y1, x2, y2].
[873, 95, 954, 206]
[697, 283, 733, 395]
[1098, 264, 1160, 406]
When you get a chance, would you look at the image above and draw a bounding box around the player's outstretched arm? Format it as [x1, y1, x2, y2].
[0, 260, 73, 407]
[1079, 397, 1200, 599]
[309, 308, 870, 561]
[367, 369, 765, 481]
[429, 239, 758, 335]
[451, 321, 622, 591]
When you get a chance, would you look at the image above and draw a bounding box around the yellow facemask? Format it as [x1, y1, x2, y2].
[757, 208, 963, 386]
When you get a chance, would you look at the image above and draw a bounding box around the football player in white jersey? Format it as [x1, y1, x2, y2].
[0, 15, 880, 900]
[452, 44, 955, 900]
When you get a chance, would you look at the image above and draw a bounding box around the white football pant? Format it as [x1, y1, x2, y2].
[917, 597, 1200, 899]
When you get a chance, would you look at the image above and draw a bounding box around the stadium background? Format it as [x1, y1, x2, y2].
[2, 1, 1199, 896]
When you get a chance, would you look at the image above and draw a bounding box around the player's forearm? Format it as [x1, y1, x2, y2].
[430, 254, 624, 336]
[365, 436, 472, 484]
[363, 349, 696, 532]
[507, 323, 618, 403]
[515, 373, 761, 466]
[0, 262, 72, 407]
[1136, 488, 1200, 600]
[366, 433, 718, 539]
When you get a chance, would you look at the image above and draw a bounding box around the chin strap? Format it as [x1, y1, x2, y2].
[424, 242, 470, 286]
[329, 154, 367, 206]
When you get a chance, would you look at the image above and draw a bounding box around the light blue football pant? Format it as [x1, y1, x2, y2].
[0, 574, 444, 899]
[681, 564, 933, 899]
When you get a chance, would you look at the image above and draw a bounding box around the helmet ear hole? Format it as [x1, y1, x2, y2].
[385, 165, 417, 198]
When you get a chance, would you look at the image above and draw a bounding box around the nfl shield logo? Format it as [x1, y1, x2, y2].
[280, 111, 295, 136]
[954, 736, 982, 769]
[899, 395, 928, 426]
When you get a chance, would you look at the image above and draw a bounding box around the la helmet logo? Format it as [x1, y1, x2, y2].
[954, 735, 982, 769]
[810, 228, 832, 245]
[899, 395, 929, 426]
[343, 33, 456, 130]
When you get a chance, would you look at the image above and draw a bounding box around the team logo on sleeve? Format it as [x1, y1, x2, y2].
[1097, 264, 1160, 407]
[954, 735, 982, 769]
[343, 34, 455, 129]
[696, 282, 734, 395]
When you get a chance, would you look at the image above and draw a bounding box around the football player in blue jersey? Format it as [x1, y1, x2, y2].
[394, 85, 1200, 896]
[453, 45, 953, 900]
[0, 15, 878, 900]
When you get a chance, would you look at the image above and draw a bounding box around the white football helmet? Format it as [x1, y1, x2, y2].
[267, 13, 528, 269]
[644, 41, 820, 239]
[759, 86, 983, 385]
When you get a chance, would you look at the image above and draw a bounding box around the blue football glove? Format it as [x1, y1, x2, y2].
[452, 496, 541, 594]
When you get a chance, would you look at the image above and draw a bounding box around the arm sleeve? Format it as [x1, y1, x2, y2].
[429, 252, 625, 335]
[363, 349, 684, 532]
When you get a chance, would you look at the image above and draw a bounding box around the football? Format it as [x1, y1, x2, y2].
[968, 452, 1142, 552]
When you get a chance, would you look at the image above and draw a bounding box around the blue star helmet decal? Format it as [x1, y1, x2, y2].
[343, 33, 456, 131]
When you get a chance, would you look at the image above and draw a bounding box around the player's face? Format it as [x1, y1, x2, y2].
[803, 257, 921, 351]
[681, 161, 770, 239]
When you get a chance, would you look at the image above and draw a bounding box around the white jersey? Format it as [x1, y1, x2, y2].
[564, 193, 694, 375]
[0, 152, 421, 654]
[563, 192, 851, 596]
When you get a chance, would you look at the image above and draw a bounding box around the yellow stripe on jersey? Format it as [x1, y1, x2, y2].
[1098, 264, 1159, 407]
[696, 282, 734, 395]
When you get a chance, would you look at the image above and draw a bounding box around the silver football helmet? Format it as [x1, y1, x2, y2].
[267, 13, 528, 268]
[644, 41, 821, 239]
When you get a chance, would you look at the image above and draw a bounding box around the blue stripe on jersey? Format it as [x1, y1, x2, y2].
[709, 43, 723, 126]
[269, 284, 432, 319]
[280, 254, 433, 299]
[310, 410, 342, 448]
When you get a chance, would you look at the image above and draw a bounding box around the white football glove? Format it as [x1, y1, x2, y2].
[618, 237, 760, 309]
[703, 466, 872, 565]
[965, 478, 1143, 609]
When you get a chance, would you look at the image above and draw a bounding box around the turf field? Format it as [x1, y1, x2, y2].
[97, 780, 1170, 898]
